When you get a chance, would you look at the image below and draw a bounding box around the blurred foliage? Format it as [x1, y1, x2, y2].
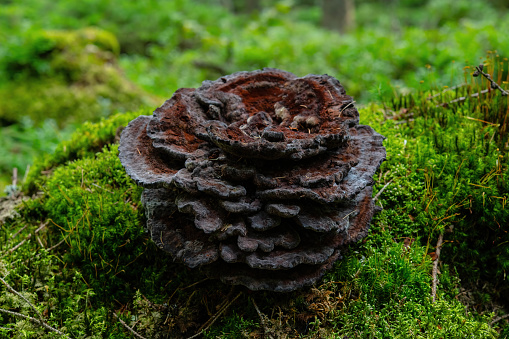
[1, 0, 508, 103]
[0, 27, 154, 126]
[0, 118, 74, 196]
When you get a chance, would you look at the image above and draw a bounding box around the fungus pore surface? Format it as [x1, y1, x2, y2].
[119, 69, 386, 292]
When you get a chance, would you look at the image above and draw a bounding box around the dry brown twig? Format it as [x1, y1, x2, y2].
[0, 275, 69, 337]
[427, 83, 468, 100]
[113, 312, 147, 339]
[433, 64, 508, 107]
[9, 225, 27, 241]
[438, 89, 490, 107]
[187, 291, 242, 339]
[45, 238, 66, 252]
[431, 231, 444, 302]
[473, 64, 509, 96]
[491, 313, 509, 326]
[373, 179, 394, 203]
[251, 297, 270, 338]
[2, 222, 47, 257]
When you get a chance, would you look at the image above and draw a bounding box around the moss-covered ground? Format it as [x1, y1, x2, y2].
[1, 1, 509, 337]
[1, 54, 508, 336]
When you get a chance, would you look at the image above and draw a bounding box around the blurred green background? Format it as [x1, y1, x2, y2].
[1, 0, 508, 193]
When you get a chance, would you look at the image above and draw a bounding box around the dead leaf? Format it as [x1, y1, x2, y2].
[428, 252, 438, 261]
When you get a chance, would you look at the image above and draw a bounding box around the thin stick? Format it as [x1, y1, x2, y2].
[251, 297, 269, 337]
[187, 292, 242, 339]
[2, 222, 48, 257]
[0, 276, 44, 320]
[438, 89, 490, 107]
[0, 276, 69, 337]
[113, 312, 147, 339]
[373, 179, 394, 203]
[46, 238, 66, 252]
[431, 231, 444, 302]
[36, 236, 45, 249]
[22, 164, 30, 184]
[427, 83, 468, 100]
[491, 313, 509, 326]
[0, 308, 68, 336]
[340, 101, 356, 115]
[195, 290, 236, 333]
[474, 65, 509, 96]
[180, 277, 209, 291]
[9, 225, 27, 240]
[5, 237, 30, 255]
[12, 168, 18, 188]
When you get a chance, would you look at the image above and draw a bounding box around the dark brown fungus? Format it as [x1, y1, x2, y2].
[119, 69, 386, 292]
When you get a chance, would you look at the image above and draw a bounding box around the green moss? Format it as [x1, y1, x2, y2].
[2, 64, 509, 336]
[323, 240, 496, 338]
[43, 27, 120, 56]
[24, 109, 147, 194]
[0, 27, 156, 126]
[41, 144, 145, 301]
[2, 27, 118, 82]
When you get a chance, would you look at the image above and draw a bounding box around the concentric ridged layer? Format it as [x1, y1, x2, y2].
[119, 69, 386, 292]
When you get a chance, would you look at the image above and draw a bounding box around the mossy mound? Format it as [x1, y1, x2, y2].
[0, 99, 502, 337]
[0, 27, 157, 126]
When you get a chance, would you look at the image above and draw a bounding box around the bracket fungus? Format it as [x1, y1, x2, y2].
[119, 69, 386, 292]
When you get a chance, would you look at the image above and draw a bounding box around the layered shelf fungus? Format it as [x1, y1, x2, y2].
[119, 69, 386, 292]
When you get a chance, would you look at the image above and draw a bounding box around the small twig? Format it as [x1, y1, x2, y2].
[91, 183, 114, 194]
[36, 236, 45, 249]
[0, 276, 69, 337]
[0, 276, 43, 320]
[339, 101, 356, 115]
[187, 291, 242, 339]
[435, 64, 509, 107]
[22, 164, 30, 184]
[438, 89, 490, 107]
[0, 308, 68, 336]
[427, 83, 468, 100]
[395, 119, 415, 125]
[12, 168, 18, 188]
[373, 179, 394, 203]
[2, 222, 48, 257]
[113, 312, 147, 339]
[473, 64, 509, 96]
[431, 231, 444, 302]
[46, 238, 66, 252]
[9, 225, 27, 240]
[180, 277, 209, 291]
[464, 116, 500, 126]
[251, 297, 270, 338]
[490, 313, 509, 326]
[34, 222, 47, 234]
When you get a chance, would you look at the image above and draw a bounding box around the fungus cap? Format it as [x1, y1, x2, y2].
[119, 69, 386, 291]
